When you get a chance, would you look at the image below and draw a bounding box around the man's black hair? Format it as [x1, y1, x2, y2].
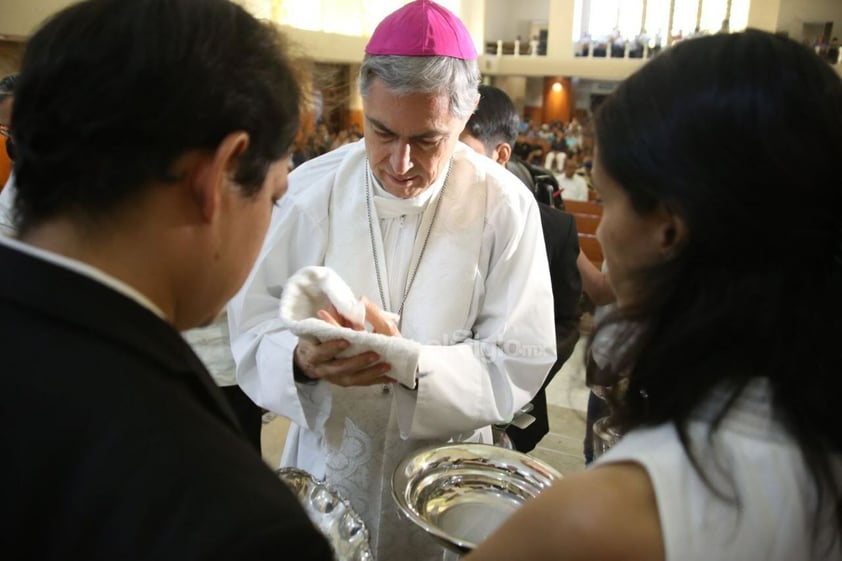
[12, 0, 302, 232]
[464, 84, 520, 152]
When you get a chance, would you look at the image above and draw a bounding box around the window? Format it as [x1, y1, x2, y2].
[237, 0, 462, 38]
[644, 0, 671, 40]
[574, 0, 749, 43]
[670, 0, 699, 37]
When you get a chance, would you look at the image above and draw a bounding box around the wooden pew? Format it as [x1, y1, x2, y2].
[578, 234, 604, 269]
[563, 199, 604, 268]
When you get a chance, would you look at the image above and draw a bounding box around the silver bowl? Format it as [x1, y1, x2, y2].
[278, 467, 374, 561]
[391, 443, 562, 553]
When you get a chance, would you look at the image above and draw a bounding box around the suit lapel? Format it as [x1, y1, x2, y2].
[0, 244, 240, 429]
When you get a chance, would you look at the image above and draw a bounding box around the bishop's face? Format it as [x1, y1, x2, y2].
[363, 77, 468, 199]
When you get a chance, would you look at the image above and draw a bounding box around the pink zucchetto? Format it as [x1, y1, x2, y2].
[365, 0, 477, 60]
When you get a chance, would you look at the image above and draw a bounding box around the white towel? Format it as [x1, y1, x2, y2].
[279, 266, 420, 388]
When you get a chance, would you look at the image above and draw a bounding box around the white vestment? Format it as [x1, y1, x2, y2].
[182, 313, 236, 387]
[0, 175, 17, 237]
[228, 140, 556, 560]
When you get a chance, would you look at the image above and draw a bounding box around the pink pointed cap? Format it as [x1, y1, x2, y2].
[365, 0, 477, 60]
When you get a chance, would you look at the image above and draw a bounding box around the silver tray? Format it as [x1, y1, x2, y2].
[278, 467, 373, 561]
[392, 443, 562, 552]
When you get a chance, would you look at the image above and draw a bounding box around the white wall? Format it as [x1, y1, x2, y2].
[746, 0, 782, 32]
[524, 76, 545, 106]
[776, 0, 842, 41]
[485, 0, 550, 42]
[573, 78, 618, 109]
[0, 0, 78, 37]
[460, 0, 488, 56]
[490, 75, 528, 115]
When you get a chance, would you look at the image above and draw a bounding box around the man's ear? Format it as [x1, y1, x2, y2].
[494, 142, 512, 166]
[192, 131, 250, 223]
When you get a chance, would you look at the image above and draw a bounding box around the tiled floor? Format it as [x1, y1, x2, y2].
[534, 334, 590, 475]
[261, 333, 592, 477]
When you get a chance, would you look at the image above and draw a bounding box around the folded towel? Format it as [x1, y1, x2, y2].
[279, 266, 420, 388]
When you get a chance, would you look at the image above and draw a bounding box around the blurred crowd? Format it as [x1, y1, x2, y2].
[514, 116, 595, 199]
[290, 122, 363, 169]
[290, 116, 597, 201]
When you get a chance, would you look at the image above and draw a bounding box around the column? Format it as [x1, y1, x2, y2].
[546, 0, 575, 59]
[458, 0, 486, 57]
[346, 63, 363, 130]
[746, 0, 781, 32]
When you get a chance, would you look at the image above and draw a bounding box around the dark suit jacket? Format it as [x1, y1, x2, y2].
[0, 243, 332, 560]
[506, 202, 582, 452]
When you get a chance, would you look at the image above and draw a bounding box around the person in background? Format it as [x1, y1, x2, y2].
[0, 0, 331, 558]
[464, 29, 842, 561]
[460, 84, 582, 452]
[0, 74, 16, 188]
[543, 125, 567, 173]
[556, 156, 589, 201]
[227, 1, 556, 559]
[827, 37, 839, 64]
[182, 315, 264, 452]
[576, 226, 617, 464]
[461, 86, 616, 460]
[577, 252, 613, 306]
[0, 73, 16, 161]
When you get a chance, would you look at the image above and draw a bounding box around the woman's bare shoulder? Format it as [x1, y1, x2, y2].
[462, 462, 664, 561]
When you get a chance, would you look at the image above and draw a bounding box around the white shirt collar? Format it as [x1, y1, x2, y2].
[369, 164, 447, 220]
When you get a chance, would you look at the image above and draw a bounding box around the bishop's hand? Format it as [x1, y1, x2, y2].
[292, 297, 400, 387]
[292, 338, 393, 387]
[316, 296, 401, 337]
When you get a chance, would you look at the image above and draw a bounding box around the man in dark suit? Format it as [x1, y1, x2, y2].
[460, 85, 582, 452]
[0, 1, 331, 559]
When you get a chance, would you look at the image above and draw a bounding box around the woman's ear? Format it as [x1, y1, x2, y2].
[658, 207, 688, 256]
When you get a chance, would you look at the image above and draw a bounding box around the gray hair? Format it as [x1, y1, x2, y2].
[358, 55, 480, 120]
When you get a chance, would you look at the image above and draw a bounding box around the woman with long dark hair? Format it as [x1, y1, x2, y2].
[465, 29, 842, 561]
